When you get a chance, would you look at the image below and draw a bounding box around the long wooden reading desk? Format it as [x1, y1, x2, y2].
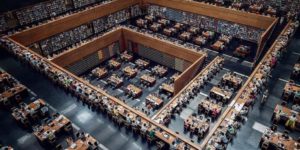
[33, 115, 72, 142]
[146, 94, 163, 109]
[209, 86, 233, 103]
[66, 133, 98, 150]
[92, 67, 108, 79]
[12, 99, 47, 123]
[140, 74, 156, 86]
[123, 66, 137, 78]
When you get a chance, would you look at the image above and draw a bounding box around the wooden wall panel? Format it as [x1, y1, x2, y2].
[9, 0, 139, 46]
[51, 29, 122, 67]
[122, 28, 202, 63]
[255, 18, 278, 63]
[144, 0, 275, 30]
[174, 55, 206, 94]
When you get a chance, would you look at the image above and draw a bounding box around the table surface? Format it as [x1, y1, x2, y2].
[146, 94, 163, 106]
[210, 86, 233, 100]
[34, 115, 70, 141]
[140, 74, 156, 84]
[162, 83, 174, 94]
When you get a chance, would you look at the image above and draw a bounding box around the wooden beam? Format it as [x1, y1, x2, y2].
[9, 0, 139, 46]
[144, 0, 275, 30]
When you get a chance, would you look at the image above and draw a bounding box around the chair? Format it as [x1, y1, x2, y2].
[282, 92, 290, 101]
[270, 124, 277, 132]
[132, 126, 140, 134]
[124, 122, 131, 129]
[294, 96, 300, 104]
[156, 140, 165, 150]
[76, 132, 81, 138]
[204, 109, 210, 116]
[48, 136, 56, 145]
[21, 118, 30, 127]
[14, 94, 22, 103]
[64, 123, 73, 132]
[99, 104, 105, 112]
[281, 101, 287, 106]
[116, 118, 123, 126]
[52, 113, 60, 118]
[146, 135, 155, 144]
[217, 96, 223, 102]
[283, 130, 289, 135]
[19, 102, 27, 108]
[31, 113, 39, 121]
[40, 106, 49, 117]
[140, 130, 147, 139]
[261, 141, 269, 150]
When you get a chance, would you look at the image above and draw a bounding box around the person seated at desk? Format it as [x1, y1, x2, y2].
[282, 131, 290, 140]
[43, 130, 56, 142]
[292, 103, 300, 112]
[285, 114, 297, 130]
[249, 3, 263, 13]
[226, 124, 235, 137]
[219, 132, 228, 144]
[113, 106, 119, 117]
[0, 145, 13, 150]
[214, 141, 224, 150]
[214, 0, 224, 5]
[265, 6, 277, 17]
[211, 108, 220, 119]
[282, 81, 296, 100]
[234, 112, 244, 122]
[272, 108, 284, 124]
[134, 116, 141, 127]
[126, 114, 132, 124]
[141, 123, 148, 133]
[244, 95, 255, 108]
[148, 129, 155, 139]
[231, 2, 244, 10]
[233, 45, 251, 58]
